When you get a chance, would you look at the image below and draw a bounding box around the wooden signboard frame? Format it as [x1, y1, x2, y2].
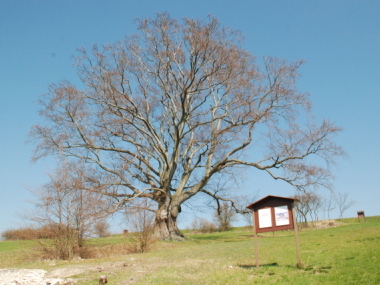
[247, 195, 302, 268]
[357, 210, 365, 221]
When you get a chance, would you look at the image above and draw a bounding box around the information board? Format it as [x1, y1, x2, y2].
[275, 205, 290, 226]
[258, 208, 272, 228]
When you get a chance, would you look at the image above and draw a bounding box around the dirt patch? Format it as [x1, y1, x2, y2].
[0, 260, 158, 284]
[0, 268, 74, 285]
[314, 220, 340, 229]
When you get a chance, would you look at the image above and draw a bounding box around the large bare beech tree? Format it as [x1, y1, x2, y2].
[31, 13, 344, 240]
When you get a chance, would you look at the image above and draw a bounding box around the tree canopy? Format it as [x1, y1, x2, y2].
[31, 13, 344, 240]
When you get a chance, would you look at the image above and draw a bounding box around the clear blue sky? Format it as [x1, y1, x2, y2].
[1, 0, 379, 233]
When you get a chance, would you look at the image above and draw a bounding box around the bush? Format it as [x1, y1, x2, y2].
[1, 224, 74, 241]
[36, 225, 81, 260]
[125, 227, 157, 254]
[125, 208, 157, 253]
[1, 227, 39, 241]
[190, 218, 218, 233]
[214, 202, 238, 232]
[94, 221, 111, 238]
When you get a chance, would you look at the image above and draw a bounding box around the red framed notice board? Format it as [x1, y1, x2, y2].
[247, 195, 297, 234]
[246, 195, 302, 268]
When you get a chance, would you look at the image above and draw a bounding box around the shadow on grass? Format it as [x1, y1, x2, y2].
[302, 265, 332, 273]
[238, 263, 316, 269]
[238, 262, 279, 269]
[282, 264, 332, 273]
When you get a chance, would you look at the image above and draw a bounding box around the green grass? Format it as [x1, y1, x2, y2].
[0, 240, 39, 268]
[87, 233, 129, 245]
[1, 217, 380, 284]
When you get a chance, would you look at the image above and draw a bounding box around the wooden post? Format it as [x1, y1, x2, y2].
[247, 196, 303, 269]
[252, 211, 260, 268]
[291, 202, 302, 268]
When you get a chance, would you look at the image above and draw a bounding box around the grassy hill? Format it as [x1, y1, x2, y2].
[1, 217, 379, 284]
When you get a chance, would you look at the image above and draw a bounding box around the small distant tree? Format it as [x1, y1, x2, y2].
[241, 211, 253, 228]
[94, 221, 111, 238]
[336, 192, 355, 219]
[27, 162, 109, 259]
[294, 191, 322, 227]
[323, 193, 336, 220]
[309, 194, 323, 225]
[238, 193, 260, 228]
[190, 218, 217, 233]
[124, 199, 156, 253]
[214, 202, 238, 231]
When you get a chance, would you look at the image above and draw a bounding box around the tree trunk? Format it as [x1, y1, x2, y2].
[153, 199, 185, 241]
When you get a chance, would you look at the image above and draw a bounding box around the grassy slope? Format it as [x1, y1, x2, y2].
[0, 240, 39, 268]
[1, 217, 379, 284]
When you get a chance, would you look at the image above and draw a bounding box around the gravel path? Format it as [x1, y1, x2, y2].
[0, 269, 73, 285]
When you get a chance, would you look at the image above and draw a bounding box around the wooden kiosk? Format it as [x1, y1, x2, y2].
[357, 210, 365, 221]
[246, 195, 301, 268]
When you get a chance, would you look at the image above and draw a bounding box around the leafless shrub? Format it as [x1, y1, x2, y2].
[1, 227, 37, 241]
[190, 218, 218, 233]
[94, 221, 111, 238]
[336, 192, 355, 219]
[322, 194, 337, 220]
[36, 239, 133, 260]
[214, 202, 238, 231]
[77, 245, 102, 259]
[24, 162, 111, 260]
[1, 226, 58, 241]
[294, 191, 323, 228]
[79, 243, 133, 259]
[124, 200, 157, 253]
[36, 223, 82, 260]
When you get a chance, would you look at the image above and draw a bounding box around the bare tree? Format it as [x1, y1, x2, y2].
[28, 162, 109, 259]
[323, 193, 336, 220]
[294, 191, 322, 227]
[239, 192, 261, 227]
[124, 199, 156, 253]
[190, 218, 217, 233]
[30, 13, 344, 240]
[336, 192, 355, 219]
[94, 221, 111, 238]
[310, 193, 323, 226]
[214, 202, 238, 231]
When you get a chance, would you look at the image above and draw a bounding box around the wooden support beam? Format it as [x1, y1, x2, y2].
[291, 202, 302, 268]
[252, 211, 260, 268]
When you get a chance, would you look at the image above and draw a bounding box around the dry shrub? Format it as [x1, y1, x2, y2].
[190, 218, 217, 233]
[77, 245, 101, 259]
[1, 227, 55, 241]
[124, 200, 157, 253]
[35, 224, 84, 260]
[1, 228, 37, 240]
[36, 241, 120, 260]
[33, 234, 157, 261]
[125, 227, 157, 254]
[1, 224, 79, 241]
[34, 222, 113, 260]
[37, 236, 79, 260]
[214, 202, 238, 232]
[37, 234, 158, 261]
[94, 221, 111, 238]
[75, 242, 138, 259]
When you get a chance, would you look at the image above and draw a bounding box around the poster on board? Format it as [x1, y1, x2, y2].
[275, 205, 290, 226]
[258, 208, 272, 228]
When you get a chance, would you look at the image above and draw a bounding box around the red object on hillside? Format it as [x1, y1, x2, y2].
[246, 195, 298, 234]
[246, 195, 302, 268]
